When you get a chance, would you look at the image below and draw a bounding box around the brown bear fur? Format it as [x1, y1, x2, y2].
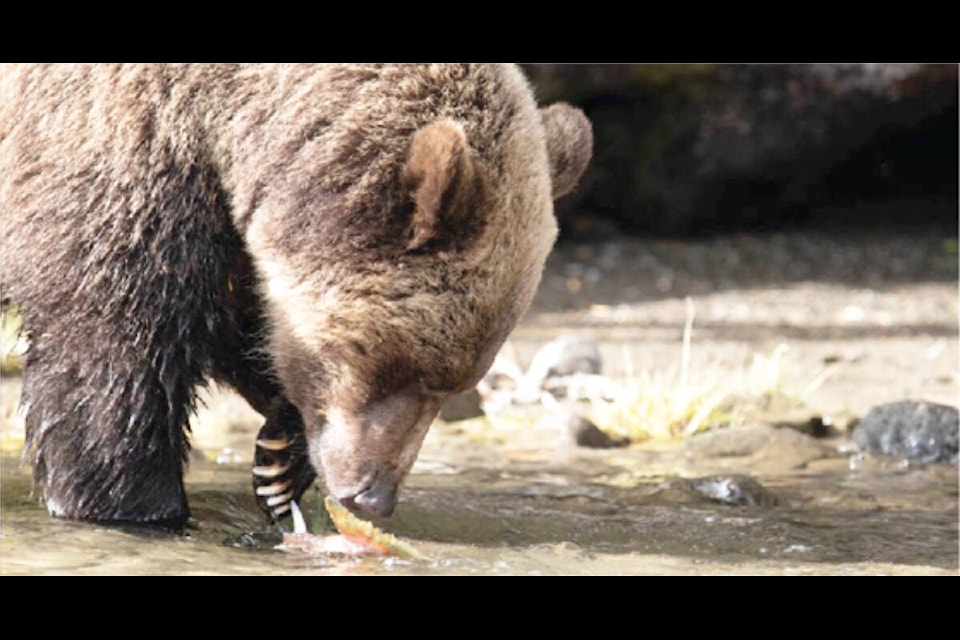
[0, 64, 592, 524]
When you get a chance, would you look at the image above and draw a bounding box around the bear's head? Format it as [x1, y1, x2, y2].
[247, 68, 591, 518]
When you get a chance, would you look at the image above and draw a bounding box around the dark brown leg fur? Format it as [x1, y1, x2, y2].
[22, 321, 192, 524]
[16, 164, 256, 525]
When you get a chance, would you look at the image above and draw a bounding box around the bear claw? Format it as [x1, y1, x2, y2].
[252, 462, 291, 478]
[255, 437, 290, 451]
[266, 491, 295, 507]
[255, 479, 292, 496]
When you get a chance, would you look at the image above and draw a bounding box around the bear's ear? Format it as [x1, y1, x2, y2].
[540, 103, 593, 200]
[402, 119, 485, 252]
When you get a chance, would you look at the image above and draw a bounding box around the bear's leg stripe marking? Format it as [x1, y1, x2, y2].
[255, 479, 292, 496]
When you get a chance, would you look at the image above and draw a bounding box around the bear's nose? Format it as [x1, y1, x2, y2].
[340, 478, 398, 518]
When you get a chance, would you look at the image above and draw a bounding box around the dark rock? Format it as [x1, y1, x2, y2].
[686, 475, 778, 507]
[522, 63, 958, 235]
[439, 389, 485, 422]
[773, 416, 842, 439]
[534, 411, 629, 449]
[852, 400, 958, 463]
[567, 415, 630, 449]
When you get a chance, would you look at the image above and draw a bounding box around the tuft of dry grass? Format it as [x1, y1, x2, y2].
[1, 308, 26, 376]
[589, 297, 805, 443]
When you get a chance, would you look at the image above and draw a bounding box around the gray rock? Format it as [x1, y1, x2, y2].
[541, 373, 620, 402]
[686, 475, 778, 507]
[518, 335, 602, 400]
[480, 351, 525, 391]
[852, 400, 958, 464]
[439, 389, 485, 422]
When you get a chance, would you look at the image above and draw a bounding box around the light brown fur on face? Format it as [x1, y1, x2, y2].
[243, 65, 585, 508]
[1, 63, 592, 522]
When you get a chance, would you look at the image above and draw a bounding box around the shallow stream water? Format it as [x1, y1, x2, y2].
[2, 401, 956, 575]
[2, 230, 957, 575]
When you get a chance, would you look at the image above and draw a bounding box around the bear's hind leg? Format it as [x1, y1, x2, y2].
[21, 322, 196, 525]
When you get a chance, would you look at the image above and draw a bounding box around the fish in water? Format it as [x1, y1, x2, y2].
[277, 498, 421, 559]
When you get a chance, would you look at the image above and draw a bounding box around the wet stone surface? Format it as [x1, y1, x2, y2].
[684, 425, 835, 474]
[684, 475, 778, 507]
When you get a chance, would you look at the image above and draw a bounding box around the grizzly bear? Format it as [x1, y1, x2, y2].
[0, 64, 592, 526]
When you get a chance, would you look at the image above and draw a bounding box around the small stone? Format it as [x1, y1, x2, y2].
[480, 351, 525, 390]
[686, 475, 777, 507]
[439, 389, 485, 422]
[773, 416, 842, 439]
[535, 412, 629, 449]
[567, 415, 629, 449]
[852, 400, 958, 463]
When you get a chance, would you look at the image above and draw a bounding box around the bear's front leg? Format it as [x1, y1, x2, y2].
[252, 398, 317, 523]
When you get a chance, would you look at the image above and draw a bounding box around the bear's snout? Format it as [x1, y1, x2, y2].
[310, 382, 441, 518]
[339, 473, 399, 518]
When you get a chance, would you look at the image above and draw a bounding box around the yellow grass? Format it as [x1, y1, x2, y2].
[1, 308, 26, 376]
[590, 297, 795, 442]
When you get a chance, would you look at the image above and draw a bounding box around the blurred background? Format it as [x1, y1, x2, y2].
[521, 63, 957, 238]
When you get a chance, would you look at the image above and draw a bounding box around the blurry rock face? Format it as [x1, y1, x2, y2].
[853, 400, 958, 464]
[522, 64, 958, 235]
